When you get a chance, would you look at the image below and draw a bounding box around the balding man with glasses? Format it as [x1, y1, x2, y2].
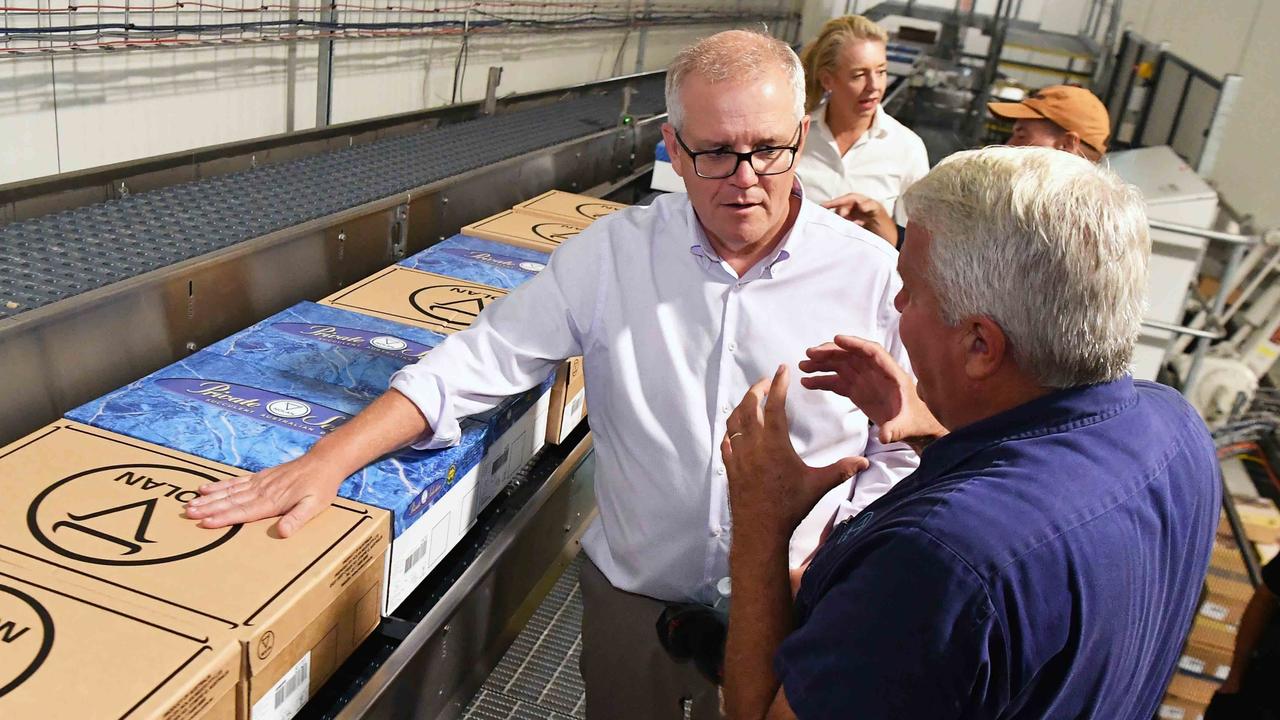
[184, 29, 917, 720]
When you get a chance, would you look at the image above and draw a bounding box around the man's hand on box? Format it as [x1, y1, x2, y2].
[184, 456, 341, 537]
[184, 388, 431, 536]
[799, 335, 946, 451]
[720, 365, 869, 544]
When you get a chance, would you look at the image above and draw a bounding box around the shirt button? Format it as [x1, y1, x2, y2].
[712, 527, 724, 538]
[727, 342, 737, 353]
[715, 466, 725, 476]
[721, 404, 731, 414]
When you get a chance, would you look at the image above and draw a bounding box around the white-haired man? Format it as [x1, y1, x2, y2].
[721, 147, 1220, 719]
[185, 30, 917, 719]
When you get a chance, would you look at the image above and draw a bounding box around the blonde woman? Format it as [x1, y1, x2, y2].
[796, 15, 929, 243]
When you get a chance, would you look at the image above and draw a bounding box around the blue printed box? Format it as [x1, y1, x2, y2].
[203, 301, 447, 396]
[398, 234, 549, 290]
[400, 234, 580, 444]
[201, 300, 554, 496]
[65, 351, 487, 613]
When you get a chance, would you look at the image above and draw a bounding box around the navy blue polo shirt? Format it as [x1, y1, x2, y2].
[777, 377, 1220, 719]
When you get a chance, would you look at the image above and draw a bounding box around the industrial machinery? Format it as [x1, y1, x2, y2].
[1107, 145, 1220, 381]
[858, 2, 1278, 425]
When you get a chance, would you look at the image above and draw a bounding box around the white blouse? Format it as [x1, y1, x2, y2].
[796, 102, 930, 224]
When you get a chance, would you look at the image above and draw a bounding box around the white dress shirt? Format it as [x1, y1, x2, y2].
[390, 191, 919, 604]
[796, 102, 930, 224]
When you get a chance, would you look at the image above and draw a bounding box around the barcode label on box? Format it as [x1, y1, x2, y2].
[1179, 656, 1206, 675]
[565, 393, 585, 430]
[1200, 602, 1229, 622]
[252, 651, 310, 720]
[403, 537, 430, 574]
[1158, 705, 1185, 720]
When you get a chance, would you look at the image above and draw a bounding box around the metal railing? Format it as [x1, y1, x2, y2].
[1102, 29, 1243, 176]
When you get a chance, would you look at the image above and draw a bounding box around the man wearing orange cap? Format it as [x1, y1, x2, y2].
[988, 84, 1111, 162]
[824, 85, 1113, 249]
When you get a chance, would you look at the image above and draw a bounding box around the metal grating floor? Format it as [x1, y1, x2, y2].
[0, 77, 665, 321]
[464, 554, 588, 720]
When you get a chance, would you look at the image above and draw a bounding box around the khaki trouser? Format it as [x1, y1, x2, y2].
[579, 555, 722, 720]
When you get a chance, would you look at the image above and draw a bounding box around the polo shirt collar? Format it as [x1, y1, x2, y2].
[914, 376, 1140, 485]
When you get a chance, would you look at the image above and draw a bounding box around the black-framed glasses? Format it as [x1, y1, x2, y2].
[673, 123, 802, 179]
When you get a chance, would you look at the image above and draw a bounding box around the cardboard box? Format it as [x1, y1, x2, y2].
[1199, 592, 1247, 626]
[1211, 536, 1249, 576]
[460, 210, 587, 253]
[1201, 540, 1253, 628]
[546, 357, 586, 445]
[1189, 616, 1238, 653]
[203, 302, 446, 397]
[1158, 693, 1206, 720]
[1217, 514, 1236, 540]
[1204, 570, 1254, 607]
[320, 266, 507, 336]
[1258, 542, 1279, 564]
[471, 383, 552, 500]
[236, 546, 382, 720]
[1168, 669, 1220, 705]
[1206, 560, 1252, 589]
[201, 300, 551, 488]
[513, 190, 627, 224]
[198, 299, 554, 613]
[0, 559, 239, 719]
[0, 420, 389, 718]
[1219, 503, 1280, 545]
[1235, 497, 1280, 544]
[398, 234, 549, 290]
[64, 352, 486, 614]
[396, 236, 577, 446]
[229, 290, 554, 530]
[1178, 639, 1233, 682]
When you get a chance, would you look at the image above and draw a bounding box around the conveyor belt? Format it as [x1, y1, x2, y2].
[0, 76, 665, 321]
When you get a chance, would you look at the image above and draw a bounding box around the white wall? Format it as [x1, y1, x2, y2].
[0, 3, 794, 187]
[0, 43, 311, 185]
[325, 25, 727, 126]
[0, 59, 60, 183]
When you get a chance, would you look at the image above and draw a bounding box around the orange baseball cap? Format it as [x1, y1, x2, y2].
[989, 85, 1111, 154]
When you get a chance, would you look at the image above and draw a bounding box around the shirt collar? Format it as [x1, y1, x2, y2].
[914, 376, 1140, 486]
[866, 106, 888, 138]
[687, 181, 805, 281]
